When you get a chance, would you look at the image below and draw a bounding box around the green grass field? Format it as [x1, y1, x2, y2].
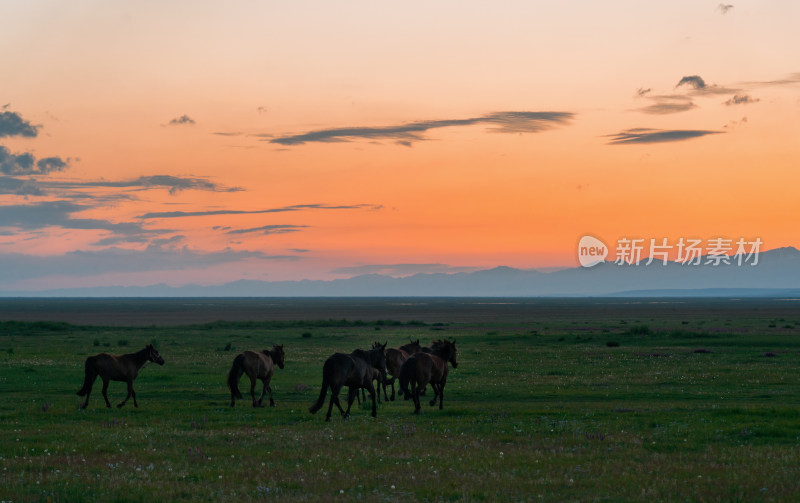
[1, 299, 799, 502]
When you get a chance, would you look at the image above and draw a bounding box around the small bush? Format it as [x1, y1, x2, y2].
[301, 332, 313, 338]
[93, 339, 100, 347]
[606, 341, 620, 347]
[627, 324, 652, 336]
[117, 339, 129, 347]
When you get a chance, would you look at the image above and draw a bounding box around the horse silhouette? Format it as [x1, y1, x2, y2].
[398, 339, 458, 414]
[76, 344, 164, 409]
[227, 345, 285, 407]
[309, 343, 387, 421]
[382, 339, 422, 401]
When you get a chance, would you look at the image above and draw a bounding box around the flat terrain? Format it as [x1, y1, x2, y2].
[1, 298, 799, 502]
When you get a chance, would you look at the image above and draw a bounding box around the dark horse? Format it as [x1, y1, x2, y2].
[398, 339, 458, 414]
[77, 344, 165, 409]
[382, 339, 422, 401]
[227, 345, 285, 408]
[309, 343, 387, 421]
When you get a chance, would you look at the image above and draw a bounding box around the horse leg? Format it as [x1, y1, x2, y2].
[366, 382, 377, 418]
[411, 378, 421, 414]
[438, 379, 446, 410]
[325, 384, 342, 422]
[429, 383, 440, 407]
[381, 377, 390, 402]
[118, 380, 134, 408]
[343, 387, 358, 419]
[80, 377, 95, 409]
[388, 376, 396, 401]
[375, 376, 383, 404]
[250, 376, 260, 407]
[266, 380, 275, 407]
[101, 378, 111, 408]
[256, 378, 268, 407]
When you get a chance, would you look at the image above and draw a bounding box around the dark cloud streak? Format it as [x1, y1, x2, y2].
[269, 111, 574, 146]
[226, 224, 308, 235]
[724, 94, 759, 106]
[139, 203, 380, 219]
[607, 128, 723, 144]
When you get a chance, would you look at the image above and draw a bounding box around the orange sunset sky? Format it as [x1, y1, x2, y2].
[1, 1, 799, 291]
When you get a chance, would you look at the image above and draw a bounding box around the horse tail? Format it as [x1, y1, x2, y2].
[308, 377, 329, 414]
[398, 358, 414, 400]
[227, 354, 245, 399]
[76, 357, 97, 396]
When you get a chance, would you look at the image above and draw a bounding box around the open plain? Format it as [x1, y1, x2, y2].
[1, 298, 799, 502]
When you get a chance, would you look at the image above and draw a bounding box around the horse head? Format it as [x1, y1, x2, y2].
[433, 339, 457, 368]
[448, 339, 458, 368]
[371, 342, 388, 378]
[273, 344, 286, 369]
[147, 344, 165, 366]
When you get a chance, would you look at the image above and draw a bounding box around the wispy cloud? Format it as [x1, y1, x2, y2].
[607, 128, 723, 144]
[66, 175, 241, 195]
[269, 111, 574, 146]
[0, 201, 162, 237]
[0, 146, 71, 176]
[743, 73, 800, 87]
[139, 203, 381, 219]
[0, 174, 240, 197]
[717, 4, 734, 14]
[330, 263, 479, 277]
[168, 115, 196, 126]
[0, 109, 39, 138]
[637, 95, 696, 115]
[676, 75, 707, 90]
[226, 224, 308, 235]
[676, 75, 738, 95]
[724, 94, 759, 106]
[0, 246, 299, 284]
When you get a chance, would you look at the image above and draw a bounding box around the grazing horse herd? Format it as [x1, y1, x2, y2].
[75, 338, 458, 420]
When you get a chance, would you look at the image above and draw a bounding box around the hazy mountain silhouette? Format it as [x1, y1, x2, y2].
[2, 247, 799, 297]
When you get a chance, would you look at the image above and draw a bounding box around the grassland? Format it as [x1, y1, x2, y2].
[0, 298, 799, 502]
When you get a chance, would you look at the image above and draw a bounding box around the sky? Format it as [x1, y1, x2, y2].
[1, 1, 799, 291]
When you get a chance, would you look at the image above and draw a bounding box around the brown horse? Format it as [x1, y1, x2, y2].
[227, 345, 285, 408]
[76, 344, 165, 409]
[356, 367, 385, 405]
[382, 339, 422, 401]
[398, 339, 458, 414]
[309, 343, 387, 421]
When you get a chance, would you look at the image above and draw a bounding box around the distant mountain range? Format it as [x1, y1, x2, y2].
[3, 247, 800, 298]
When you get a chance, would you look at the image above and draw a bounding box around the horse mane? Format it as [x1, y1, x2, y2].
[428, 339, 456, 358]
